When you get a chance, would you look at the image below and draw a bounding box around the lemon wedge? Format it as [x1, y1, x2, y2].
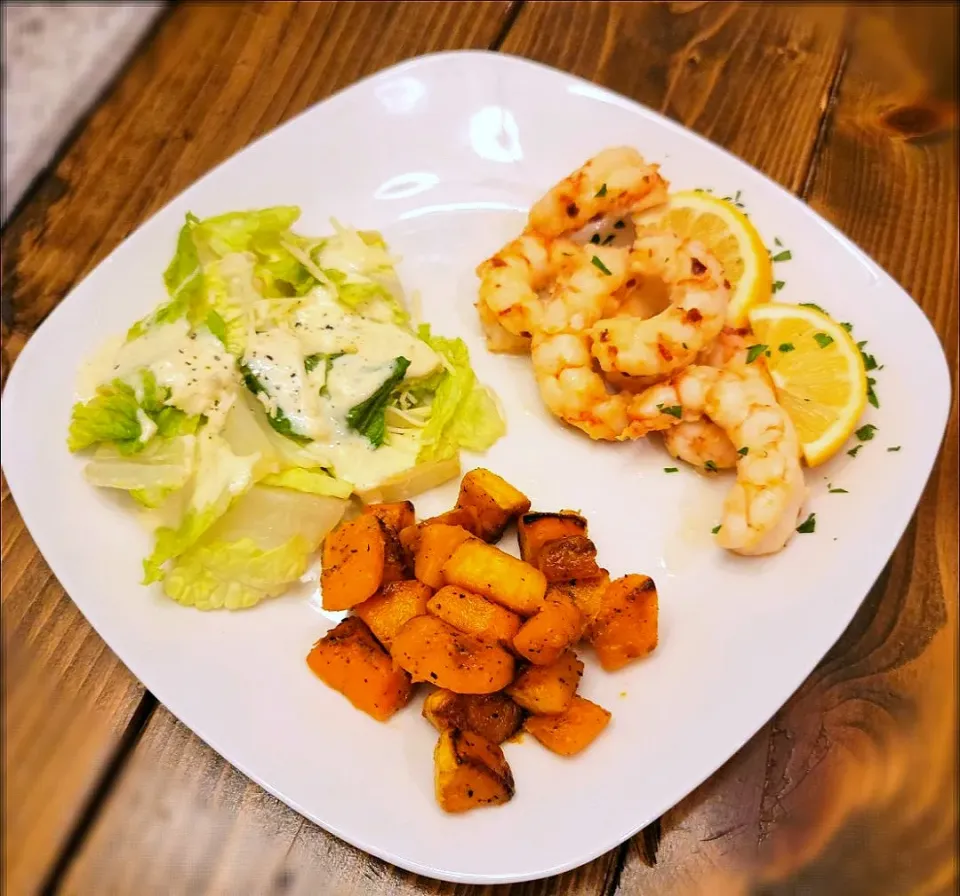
[633, 190, 772, 325]
[748, 303, 868, 466]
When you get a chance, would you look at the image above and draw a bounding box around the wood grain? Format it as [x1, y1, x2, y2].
[614, 5, 959, 895]
[0, 3, 515, 894]
[52, 3, 858, 894]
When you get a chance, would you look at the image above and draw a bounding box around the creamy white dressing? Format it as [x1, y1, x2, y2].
[191, 431, 258, 511]
[292, 291, 439, 378]
[324, 355, 396, 416]
[136, 409, 157, 444]
[244, 329, 328, 441]
[93, 319, 237, 418]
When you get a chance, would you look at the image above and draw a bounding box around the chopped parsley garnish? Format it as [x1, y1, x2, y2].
[866, 377, 879, 408]
[595, 183, 608, 198]
[774, 237, 783, 247]
[746, 344, 768, 364]
[738, 446, 749, 456]
[887, 445, 901, 452]
[771, 249, 792, 263]
[796, 513, 816, 534]
[813, 332, 834, 348]
[591, 255, 612, 275]
[711, 524, 722, 534]
[664, 467, 679, 473]
[778, 342, 795, 353]
[799, 302, 826, 313]
[829, 487, 848, 494]
[346, 356, 411, 447]
[772, 280, 785, 293]
[855, 423, 877, 441]
[657, 404, 683, 418]
[861, 349, 878, 370]
[847, 444, 862, 458]
[704, 460, 718, 472]
[840, 322, 852, 332]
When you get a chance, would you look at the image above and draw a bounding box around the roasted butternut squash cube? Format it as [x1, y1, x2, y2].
[442, 541, 546, 616]
[379, 518, 413, 585]
[353, 579, 433, 650]
[512, 591, 581, 665]
[506, 650, 583, 714]
[537, 535, 602, 583]
[588, 574, 659, 671]
[399, 507, 483, 557]
[392, 615, 515, 694]
[306, 617, 413, 721]
[456, 468, 531, 542]
[524, 696, 611, 756]
[517, 511, 587, 564]
[321, 515, 386, 610]
[427, 585, 523, 645]
[414, 524, 475, 589]
[434, 728, 515, 812]
[422, 690, 523, 744]
[362, 500, 415, 533]
[549, 572, 611, 635]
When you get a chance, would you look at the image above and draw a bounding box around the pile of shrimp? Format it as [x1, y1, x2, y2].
[475, 147, 807, 557]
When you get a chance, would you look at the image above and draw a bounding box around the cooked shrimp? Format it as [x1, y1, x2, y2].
[590, 230, 731, 379]
[662, 327, 751, 470]
[634, 362, 805, 554]
[528, 147, 668, 238]
[476, 233, 582, 339]
[707, 365, 806, 555]
[531, 245, 635, 440]
[663, 420, 739, 471]
[476, 297, 531, 354]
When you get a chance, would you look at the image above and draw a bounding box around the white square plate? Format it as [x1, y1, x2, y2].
[1, 52, 950, 884]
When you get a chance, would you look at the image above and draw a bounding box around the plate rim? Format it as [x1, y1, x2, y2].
[1, 48, 952, 885]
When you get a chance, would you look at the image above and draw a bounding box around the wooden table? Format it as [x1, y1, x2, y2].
[2, 3, 956, 894]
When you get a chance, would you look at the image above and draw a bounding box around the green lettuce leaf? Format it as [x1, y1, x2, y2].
[141, 431, 259, 582]
[415, 325, 505, 462]
[346, 356, 411, 447]
[162, 535, 314, 610]
[192, 206, 302, 258]
[239, 363, 312, 445]
[68, 371, 195, 454]
[259, 467, 353, 498]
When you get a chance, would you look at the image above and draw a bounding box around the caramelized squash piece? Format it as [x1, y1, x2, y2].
[506, 650, 583, 714]
[524, 696, 611, 756]
[456, 468, 531, 542]
[427, 585, 522, 645]
[422, 690, 523, 744]
[321, 515, 386, 610]
[517, 511, 587, 564]
[588, 574, 659, 671]
[537, 535, 602, 583]
[550, 572, 611, 635]
[512, 591, 581, 665]
[442, 541, 546, 616]
[399, 507, 482, 557]
[353, 579, 433, 650]
[392, 615, 515, 694]
[414, 524, 475, 589]
[362, 500, 415, 533]
[380, 518, 413, 585]
[306, 617, 412, 721]
[434, 728, 515, 812]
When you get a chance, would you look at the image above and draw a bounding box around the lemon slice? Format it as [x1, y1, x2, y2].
[748, 303, 868, 466]
[634, 190, 773, 325]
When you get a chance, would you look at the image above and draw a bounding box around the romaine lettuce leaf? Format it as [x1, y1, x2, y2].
[415, 326, 505, 461]
[259, 467, 353, 498]
[346, 356, 411, 447]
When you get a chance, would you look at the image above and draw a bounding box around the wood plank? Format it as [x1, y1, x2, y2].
[0, 3, 515, 894]
[53, 2, 853, 894]
[614, 5, 959, 894]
